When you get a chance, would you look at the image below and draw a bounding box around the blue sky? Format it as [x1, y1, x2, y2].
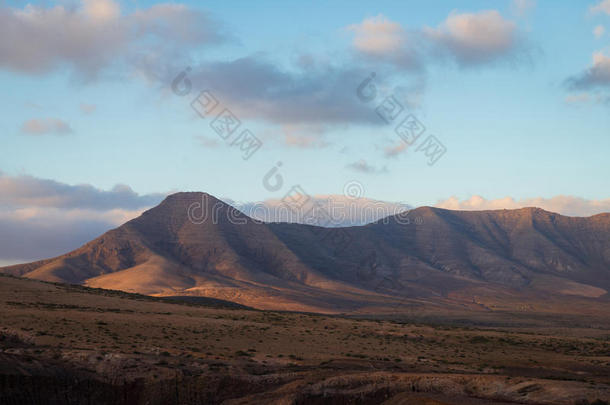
[1, 0, 610, 264]
[1, 0, 609, 205]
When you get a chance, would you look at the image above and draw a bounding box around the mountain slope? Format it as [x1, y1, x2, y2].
[2, 192, 609, 313]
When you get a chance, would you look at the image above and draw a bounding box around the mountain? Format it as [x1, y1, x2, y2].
[2, 192, 609, 314]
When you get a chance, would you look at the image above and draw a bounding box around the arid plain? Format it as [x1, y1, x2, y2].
[1, 274, 609, 405]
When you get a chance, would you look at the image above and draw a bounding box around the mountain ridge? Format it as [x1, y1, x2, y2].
[2, 192, 609, 313]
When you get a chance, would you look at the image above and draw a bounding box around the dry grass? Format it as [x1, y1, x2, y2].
[0, 274, 608, 405]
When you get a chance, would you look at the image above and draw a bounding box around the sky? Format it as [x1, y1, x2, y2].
[1, 0, 610, 263]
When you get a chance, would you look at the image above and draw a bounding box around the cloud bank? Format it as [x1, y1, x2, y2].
[347, 15, 420, 70]
[0, 0, 224, 78]
[348, 10, 525, 69]
[435, 195, 610, 217]
[174, 56, 379, 127]
[0, 173, 166, 262]
[425, 10, 519, 66]
[0, 2, 533, 137]
[0, 173, 165, 210]
[226, 195, 412, 228]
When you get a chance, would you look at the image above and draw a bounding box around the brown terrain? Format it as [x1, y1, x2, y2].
[1, 192, 609, 404]
[1, 192, 609, 314]
[0, 274, 608, 405]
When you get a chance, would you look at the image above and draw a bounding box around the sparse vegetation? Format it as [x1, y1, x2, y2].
[0, 274, 608, 404]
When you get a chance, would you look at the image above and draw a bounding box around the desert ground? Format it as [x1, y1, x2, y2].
[0, 274, 608, 405]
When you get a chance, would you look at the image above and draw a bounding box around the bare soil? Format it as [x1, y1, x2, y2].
[0, 274, 608, 405]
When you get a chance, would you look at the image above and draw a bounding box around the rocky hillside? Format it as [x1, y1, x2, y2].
[2, 192, 609, 313]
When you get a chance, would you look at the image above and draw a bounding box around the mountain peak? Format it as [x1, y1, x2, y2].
[146, 192, 228, 217]
[2, 194, 609, 311]
[159, 191, 219, 205]
[131, 191, 248, 233]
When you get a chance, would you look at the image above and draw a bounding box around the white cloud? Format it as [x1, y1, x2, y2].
[180, 56, 378, 126]
[511, 0, 536, 17]
[0, 172, 165, 210]
[0, 206, 144, 263]
[594, 25, 605, 39]
[20, 118, 73, 135]
[425, 10, 519, 66]
[435, 195, 610, 217]
[347, 10, 524, 69]
[0, 0, 224, 77]
[82, 0, 120, 21]
[566, 51, 610, 89]
[132, 4, 221, 44]
[591, 0, 610, 15]
[5, 206, 141, 225]
[348, 14, 406, 55]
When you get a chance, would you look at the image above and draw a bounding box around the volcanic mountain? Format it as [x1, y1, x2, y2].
[2, 192, 609, 314]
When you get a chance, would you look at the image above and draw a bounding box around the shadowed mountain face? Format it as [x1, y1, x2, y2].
[2, 192, 609, 313]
